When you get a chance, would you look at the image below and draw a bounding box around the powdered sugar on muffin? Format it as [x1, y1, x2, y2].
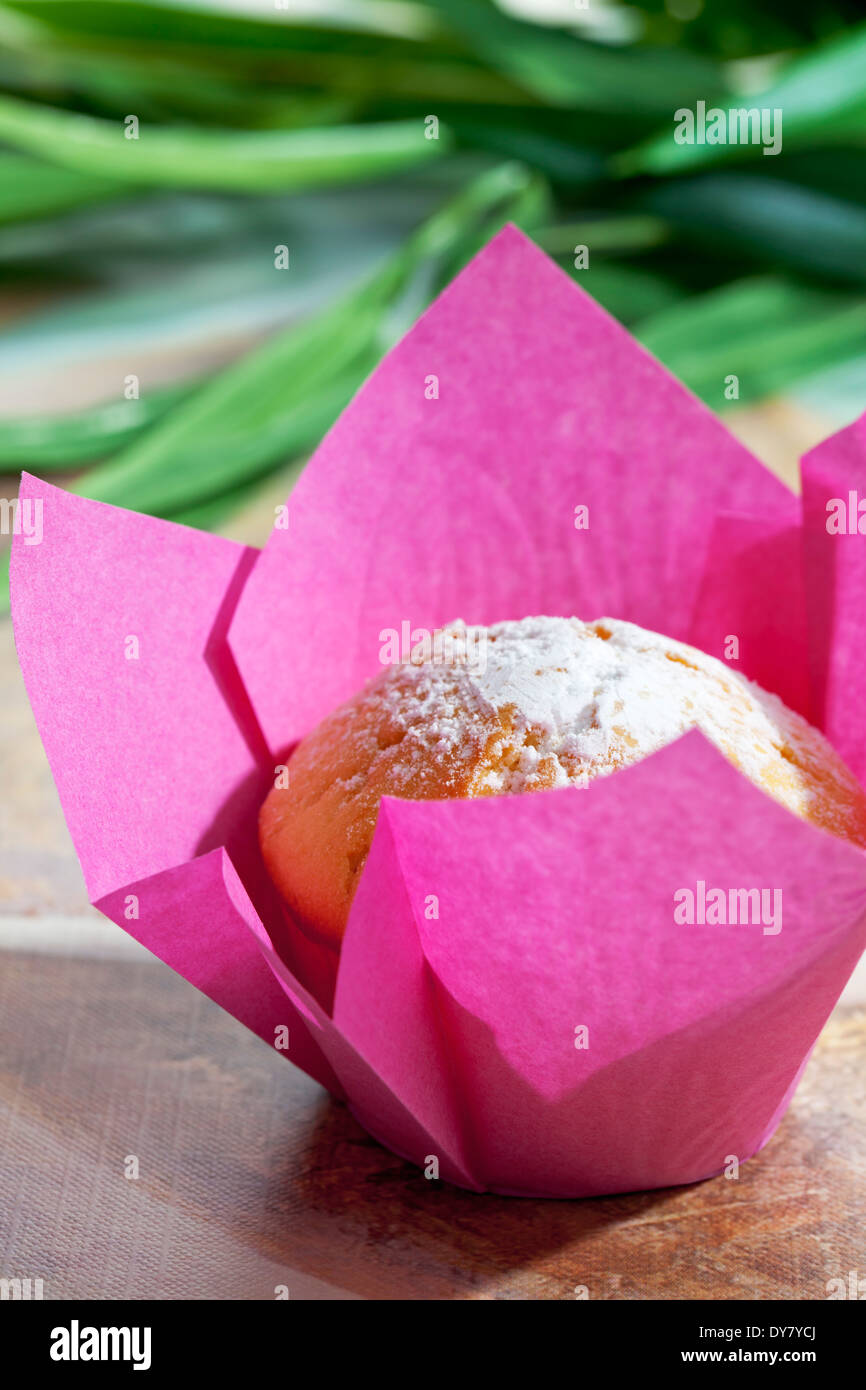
[354, 616, 863, 829]
[259, 615, 866, 949]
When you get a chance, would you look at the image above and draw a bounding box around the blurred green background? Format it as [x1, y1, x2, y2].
[2, 0, 866, 610]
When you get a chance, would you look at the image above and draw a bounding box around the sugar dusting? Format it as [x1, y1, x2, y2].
[268, 613, 866, 948]
[355, 616, 863, 838]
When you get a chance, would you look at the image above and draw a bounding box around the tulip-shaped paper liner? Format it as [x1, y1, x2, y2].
[11, 225, 866, 1197]
[801, 412, 866, 783]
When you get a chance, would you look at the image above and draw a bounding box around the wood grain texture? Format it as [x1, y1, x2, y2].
[1, 949, 863, 1301]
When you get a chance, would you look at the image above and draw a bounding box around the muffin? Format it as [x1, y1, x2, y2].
[259, 616, 866, 952]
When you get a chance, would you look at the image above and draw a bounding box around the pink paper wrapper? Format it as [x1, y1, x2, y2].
[11, 226, 866, 1198]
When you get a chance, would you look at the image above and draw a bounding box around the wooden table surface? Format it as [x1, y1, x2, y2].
[1, 943, 864, 1300]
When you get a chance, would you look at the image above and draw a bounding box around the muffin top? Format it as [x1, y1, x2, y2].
[259, 615, 866, 949]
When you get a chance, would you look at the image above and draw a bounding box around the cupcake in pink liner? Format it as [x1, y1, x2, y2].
[12, 225, 866, 1197]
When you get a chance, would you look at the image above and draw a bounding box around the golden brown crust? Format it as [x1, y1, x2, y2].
[259, 663, 499, 950]
[259, 616, 866, 951]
